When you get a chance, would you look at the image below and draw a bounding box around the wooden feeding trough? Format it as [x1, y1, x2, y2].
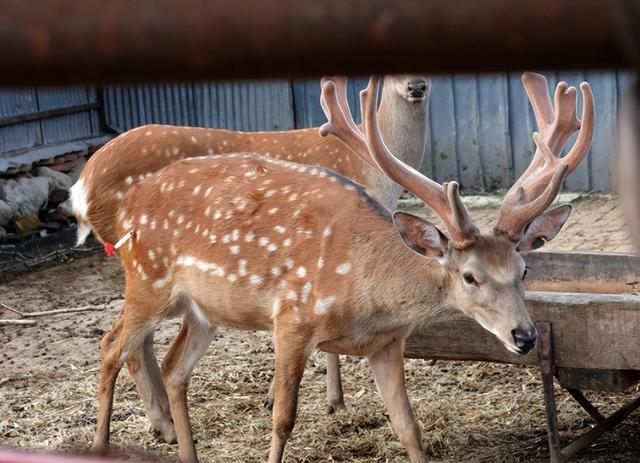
[404, 251, 640, 462]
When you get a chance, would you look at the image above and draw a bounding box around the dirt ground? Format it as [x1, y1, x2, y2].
[1, 194, 639, 463]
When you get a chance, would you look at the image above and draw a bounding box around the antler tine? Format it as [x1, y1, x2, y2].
[318, 78, 379, 170]
[562, 82, 594, 174]
[332, 76, 360, 133]
[521, 73, 581, 174]
[359, 76, 479, 248]
[494, 74, 595, 242]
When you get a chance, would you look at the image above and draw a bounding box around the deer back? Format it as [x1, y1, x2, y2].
[115, 153, 401, 335]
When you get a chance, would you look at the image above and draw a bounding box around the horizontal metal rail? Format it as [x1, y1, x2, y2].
[0, 102, 100, 127]
[0, 0, 634, 86]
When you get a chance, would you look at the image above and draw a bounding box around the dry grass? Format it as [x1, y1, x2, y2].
[2, 321, 640, 462]
[1, 195, 640, 462]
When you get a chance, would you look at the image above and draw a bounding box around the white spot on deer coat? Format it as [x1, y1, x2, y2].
[249, 274, 264, 285]
[301, 282, 312, 303]
[238, 259, 248, 277]
[314, 296, 335, 315]
[244, 232, 255, 243]
[229, 245, 240, 255]
[258, 237, 269, 247]
[125, 176, 133, 185]
[284, 258, 294, 269]
[296, 267, 307, 278]
[139, 214, 148, 225]
[268, 207, 279, 215]
[286, 290, 297, 301]
[274, 225, 286, 234]
[267, 243, 278, 252]
[336, 262, 352, 274]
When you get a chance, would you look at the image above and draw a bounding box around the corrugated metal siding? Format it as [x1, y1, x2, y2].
[292, 72, 629, 192]
[104, 81, 295, 132]
[0, 86, 101, 159]
[425, 71, 627, 192]
[100, 72, 630, 192]
[0, 89, 41, 154]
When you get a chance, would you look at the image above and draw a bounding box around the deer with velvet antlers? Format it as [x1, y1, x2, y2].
[72, 75, 429, 424]
[90, 72, 593, 463]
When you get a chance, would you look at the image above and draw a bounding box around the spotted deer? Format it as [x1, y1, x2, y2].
[90, 73, 594, 463]
[72, 75, 429, 421]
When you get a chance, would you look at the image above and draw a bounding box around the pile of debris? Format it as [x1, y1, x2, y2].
[0, 153, 86, 238]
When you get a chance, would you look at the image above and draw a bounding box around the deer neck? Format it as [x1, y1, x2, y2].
[367, 79, 428, 209]
[350, 228, 453, 328]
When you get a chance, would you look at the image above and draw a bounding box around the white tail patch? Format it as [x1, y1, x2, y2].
[70, 179, 93, 245]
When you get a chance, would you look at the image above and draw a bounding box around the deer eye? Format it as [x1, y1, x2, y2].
[463, 272, 478, 286]
[522, 267, 529, 281]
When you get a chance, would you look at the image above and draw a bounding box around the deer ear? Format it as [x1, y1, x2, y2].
[392, 211, 448, 258]
[517, 204, 572, 252]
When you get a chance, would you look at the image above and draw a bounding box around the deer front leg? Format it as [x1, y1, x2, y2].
[268, 319, 312, 463]
[368, 338, 428, 463]
[325, 353, 345, 414]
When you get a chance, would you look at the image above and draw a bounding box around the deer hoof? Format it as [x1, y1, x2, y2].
[326, 399, 346, 415]
[263, 396, 274, 411]
[149, 426, 177, 445]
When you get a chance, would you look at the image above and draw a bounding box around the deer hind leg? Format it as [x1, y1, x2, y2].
[264, 375, 275, 411]
[368, 338, 428, 463]
[268, 317, 313, 463]
[325, 353, 345, 414]
[161, 305, 216, 463]
[92, 301, 160, 454]
[125, 331, 176, 444]
[265, 352, 345, 415]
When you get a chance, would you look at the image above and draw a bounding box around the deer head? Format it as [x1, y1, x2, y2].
[385, 74, 431, 102]
[320, 74, 594, 354]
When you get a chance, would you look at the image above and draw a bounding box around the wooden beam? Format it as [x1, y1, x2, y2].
[0, 102, 100, 128]
[405, 291, 640, 371]
[0, 0, 631, 85]
[524, 251, 640, 294]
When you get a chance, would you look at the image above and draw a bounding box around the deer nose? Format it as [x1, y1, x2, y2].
[511, 328, 537, 354]
[407, 79, 428, 98]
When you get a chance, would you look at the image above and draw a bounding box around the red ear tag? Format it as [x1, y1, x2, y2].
[104, 242, 116, 257]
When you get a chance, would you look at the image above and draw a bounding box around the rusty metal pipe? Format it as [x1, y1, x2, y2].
[0, 0, 631, 86]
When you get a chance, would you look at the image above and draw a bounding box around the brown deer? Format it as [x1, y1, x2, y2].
[89, 73, 594, 463]
[71, 75, 429, 425]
